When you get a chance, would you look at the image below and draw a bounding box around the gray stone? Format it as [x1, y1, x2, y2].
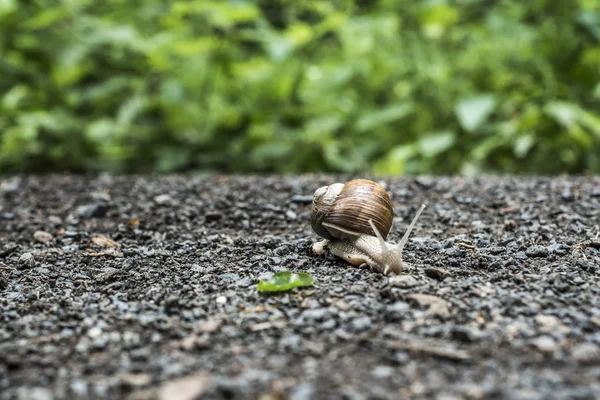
[525, 245, 549, 258]
[33, 230, 53, 243]
[571, 343, 600, 363]
[389, 275, 420, 288]
[290, 383, 315, 400]
[77, 203, 110, 218]
[424, 267, 451, 280]
[154, 194, 172, 204]
[18, 252, 35, 268]
[531, 336, 557, 353]
[408, 294, 450, 319]
[349, 316, 372, 332]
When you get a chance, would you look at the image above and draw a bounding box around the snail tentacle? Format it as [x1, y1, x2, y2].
[397, 204, 427, 252]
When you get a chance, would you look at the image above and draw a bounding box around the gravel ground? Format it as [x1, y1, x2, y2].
[1, 175, 599, 400]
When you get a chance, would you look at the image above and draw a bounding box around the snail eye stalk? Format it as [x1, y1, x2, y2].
[368, 219, 389, 253]
[397, 204, 426, 252]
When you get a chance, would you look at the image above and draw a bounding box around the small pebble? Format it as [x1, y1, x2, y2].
[16, 388, 52, 400]
[561, 186, 574, 201]
[451, 325, 480, 343]
[235, 278, 253, 288]
[290, 195, 313, 204]
[415, 177, 434, 188]
[547, 244, 566, 256]
[531, 335, 557, 353]
[571, 343, 600, 363]
[372, 365, 394, 378]
[205, 211, 223, 222]
[33, 230, 53, 243]
[408, 294, 450, 319]
[290, 382, 315, 400]
[535, 315, 562, 332]
[77, 203, 110, 218]
[301, 308, 331, 322]
[515, 251, 527, 260]
[0, 212, 15, 220]
[154, 194, 172, 204]
[0, 178, 21, 193]
[48, 215, 63, 226]
[19, 252, 36, 268]
[64, 231, 88, 239]
[218, 273, 239, 282]
[389, 275, 420, 288]
[120, 373, 153, 387]
[349, 316, 372, 332]
[525, 245, 549, 258]
[387, 301, 410, 314]
[424, 267, 451, 280]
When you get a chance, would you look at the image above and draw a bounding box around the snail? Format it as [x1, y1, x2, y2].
[310, 179, 426, 275]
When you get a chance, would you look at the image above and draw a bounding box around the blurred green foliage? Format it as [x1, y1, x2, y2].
[1, 0, 599, 174]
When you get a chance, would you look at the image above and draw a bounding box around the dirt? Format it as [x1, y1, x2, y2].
[0, 175, 599, 400]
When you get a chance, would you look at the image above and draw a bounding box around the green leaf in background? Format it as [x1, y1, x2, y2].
[545, 101, 580, 127]
[419, 131, 456, 157]
[257, 271, 314, 293]
[373, 144, 418, 175]
[577, 11, 600, 41]
[545, 101, 600, 144]
[419, 2, 459, 38]
[356, 103, 414, 133]
[0, 0, 16, 16]
[1, 1, 600, 174]
[513, 133, 536, 158]
[455, 95, 497, 133]
[2, 85, 29, 110]
[323, 142, 363, 172]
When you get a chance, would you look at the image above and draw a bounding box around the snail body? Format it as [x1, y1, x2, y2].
[310, 179, 425, 275]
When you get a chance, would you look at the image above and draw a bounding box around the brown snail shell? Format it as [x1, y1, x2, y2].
[310, 179, 394, 240]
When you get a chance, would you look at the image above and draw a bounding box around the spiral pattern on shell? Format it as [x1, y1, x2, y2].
[310, 179, 394, 240]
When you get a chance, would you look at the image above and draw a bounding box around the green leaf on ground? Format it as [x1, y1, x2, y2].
[257, 271, 314, 292]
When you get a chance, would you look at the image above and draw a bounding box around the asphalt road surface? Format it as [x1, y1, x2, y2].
[1, 175, 599, 399]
